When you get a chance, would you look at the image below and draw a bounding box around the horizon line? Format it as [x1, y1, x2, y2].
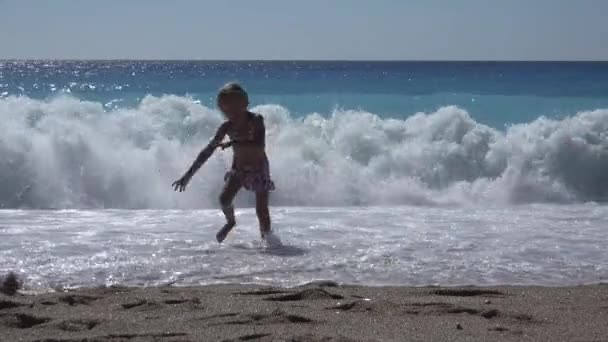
[1, 58, 608, 63]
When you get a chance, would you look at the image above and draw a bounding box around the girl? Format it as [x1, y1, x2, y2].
[172, 83, 279, 245]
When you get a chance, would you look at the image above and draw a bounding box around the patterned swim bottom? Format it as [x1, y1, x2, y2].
[224, 162, 275, 193]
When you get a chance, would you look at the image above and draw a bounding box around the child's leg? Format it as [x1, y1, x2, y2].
[255, 191, 271, 236]
[216, 175, 241, 243]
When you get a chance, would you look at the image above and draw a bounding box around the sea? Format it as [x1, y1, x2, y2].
[0, 61, 607, 289]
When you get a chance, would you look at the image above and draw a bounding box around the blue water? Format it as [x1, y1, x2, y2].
[1, 61, 608, 208]
[2, 61, 608, 128]
[2, 61, 608, 288]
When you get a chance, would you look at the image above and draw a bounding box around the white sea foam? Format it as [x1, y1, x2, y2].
[1, 95, 607, 209]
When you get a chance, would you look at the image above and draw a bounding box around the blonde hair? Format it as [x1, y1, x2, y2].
[217, 82, 248, 103]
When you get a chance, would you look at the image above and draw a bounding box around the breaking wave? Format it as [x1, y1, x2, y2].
[1, 95, 607, 209]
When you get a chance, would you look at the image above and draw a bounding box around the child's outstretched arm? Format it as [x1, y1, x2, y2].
[172, 122, 229, 192]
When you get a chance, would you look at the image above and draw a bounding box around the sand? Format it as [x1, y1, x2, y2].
[1, 282, 607, 342]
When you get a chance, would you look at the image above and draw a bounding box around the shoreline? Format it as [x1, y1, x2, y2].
[13, 278, 608, 294]
[2, 282, 607, 341]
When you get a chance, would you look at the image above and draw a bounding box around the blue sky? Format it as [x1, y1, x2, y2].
[1, 0, 607, 60]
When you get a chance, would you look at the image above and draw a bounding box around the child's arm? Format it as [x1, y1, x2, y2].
[187, 122, 229, 175]
[173, 122, 229, 192]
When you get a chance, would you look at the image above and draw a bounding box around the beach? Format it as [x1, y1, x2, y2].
[2, 282, 607, 342]
[2, 61, 608, 341]
[2, 0, 608, 339]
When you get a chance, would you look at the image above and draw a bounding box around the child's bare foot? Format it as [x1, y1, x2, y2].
[261, 230, 282, 248]
[216, 221, 236, 243]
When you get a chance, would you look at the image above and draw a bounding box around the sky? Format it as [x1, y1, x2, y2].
[1, 0, 607, 60]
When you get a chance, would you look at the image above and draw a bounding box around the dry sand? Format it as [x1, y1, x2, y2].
[1, 282, 607, 342]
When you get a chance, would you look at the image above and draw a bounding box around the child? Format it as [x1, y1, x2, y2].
[172, 83, 279, 245]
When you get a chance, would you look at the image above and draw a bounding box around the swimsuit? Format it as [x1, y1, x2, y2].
[224, 158, 275, 192]
[224, 112, 275, 192]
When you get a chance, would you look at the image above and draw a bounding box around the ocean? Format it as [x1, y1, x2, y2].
[1, 61, 607, 289]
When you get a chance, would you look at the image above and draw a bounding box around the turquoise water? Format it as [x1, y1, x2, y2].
[2, 61, 608, 127]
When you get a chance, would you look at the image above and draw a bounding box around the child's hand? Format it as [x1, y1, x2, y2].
[172, 175, 191, 192]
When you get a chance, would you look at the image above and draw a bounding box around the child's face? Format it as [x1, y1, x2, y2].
[218, 95, 248, 121]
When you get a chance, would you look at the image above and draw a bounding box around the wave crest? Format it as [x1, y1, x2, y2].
[1, 95, 607, 208]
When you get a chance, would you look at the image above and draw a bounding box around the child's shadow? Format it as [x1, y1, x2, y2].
[263, 244, 308, 257]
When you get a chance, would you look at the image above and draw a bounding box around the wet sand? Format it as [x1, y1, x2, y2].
[1, 282, 607, 341]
